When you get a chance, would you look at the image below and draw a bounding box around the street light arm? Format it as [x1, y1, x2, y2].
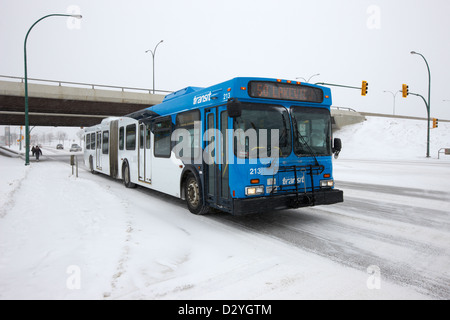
[146, 40, 164, 57]
[411, 51, 431, 103]
[383, 90, 395, 98]
[153, 40, 164, 56]
[307, 73, 320, 82]
[409, 92, 429, 111]
[146, 40, 164, 94]
[23, 13, 82, 166]
[25, 14, 80, 45]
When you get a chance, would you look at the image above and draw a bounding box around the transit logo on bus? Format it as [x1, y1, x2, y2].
[282, 176, 305, 185]
[193, 92, 212, 105]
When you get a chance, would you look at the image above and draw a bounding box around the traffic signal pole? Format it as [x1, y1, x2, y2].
[408, 92, 431, 158]
[315, 81, 369, 96]
[315, 82, 362, 90]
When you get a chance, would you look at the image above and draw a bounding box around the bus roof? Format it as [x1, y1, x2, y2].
[127, 77, 332, 121]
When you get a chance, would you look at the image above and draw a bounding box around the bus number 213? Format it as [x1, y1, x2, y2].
[250, 168, 263, 175]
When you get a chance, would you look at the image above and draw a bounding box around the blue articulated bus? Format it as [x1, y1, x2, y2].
[85, 77, 343, 215]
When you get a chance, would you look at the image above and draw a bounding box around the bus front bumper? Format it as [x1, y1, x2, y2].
[232, 189, 343, 215]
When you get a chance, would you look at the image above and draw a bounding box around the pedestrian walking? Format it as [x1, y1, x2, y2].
[35, 145, 42, 161]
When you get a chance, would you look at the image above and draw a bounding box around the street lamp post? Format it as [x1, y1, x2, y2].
[296, 73, 320, 83]
[383, 90, 401, 115]
[145, 40, 164, 94]
[411, 51, 431, 158]
[24, 14, 82, 166]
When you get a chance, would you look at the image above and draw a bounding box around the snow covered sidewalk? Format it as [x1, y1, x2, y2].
[0, 157, 431, 300]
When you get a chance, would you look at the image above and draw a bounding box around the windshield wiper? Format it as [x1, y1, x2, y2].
[292, 117, 320, 167]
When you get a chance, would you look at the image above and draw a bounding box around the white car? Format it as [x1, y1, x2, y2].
[70, 144, 82, 152]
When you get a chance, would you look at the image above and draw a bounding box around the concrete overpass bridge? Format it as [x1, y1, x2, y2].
[0, 75, 167, 127]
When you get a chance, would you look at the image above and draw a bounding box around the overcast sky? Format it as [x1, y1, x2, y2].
[1, 0, 450, 119]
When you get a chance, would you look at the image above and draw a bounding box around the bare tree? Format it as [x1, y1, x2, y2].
[31, 134, 39, 145]
[76, 130, 84, 147]
[11, 133, 18, 145]
[46, 132, 55, 145]
[57, 131, 68, 144]
[40, 132, 46, 145]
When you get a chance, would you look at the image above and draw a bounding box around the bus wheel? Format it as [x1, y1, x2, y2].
[123, 162, 136, 188]
[185, 174, 209, 215]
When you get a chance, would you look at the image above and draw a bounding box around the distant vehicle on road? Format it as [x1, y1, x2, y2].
[56, 144, 64, 150]
[70, 144, 82, 152]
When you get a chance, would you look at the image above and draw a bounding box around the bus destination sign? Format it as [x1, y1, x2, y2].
[248, 81, 324, 103]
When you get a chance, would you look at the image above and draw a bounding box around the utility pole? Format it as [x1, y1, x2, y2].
[145, 40, 164, 94]
[24, 13, 82, 165]
[411, 51, 431, 158]
[383, 90, 401, 115]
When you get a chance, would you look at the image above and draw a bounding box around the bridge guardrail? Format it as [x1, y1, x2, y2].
[0, 75, 173, 95]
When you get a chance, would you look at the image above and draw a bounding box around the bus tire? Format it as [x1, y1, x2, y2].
[185, 174, 209, 215]
[122, 161, 136, 188]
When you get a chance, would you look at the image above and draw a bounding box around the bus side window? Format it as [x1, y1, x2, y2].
[86, 134, 91, 150]
[175, 110, 200, 161]
[146, 126, 151, 149]
[102, 131, 109, 155]
[97, 132, 101, 150]
[90, 133, 95, 149]
[126, 124, 136, 150]
[154, 118, 172, 158]
[139, 125, 144, 149]
[119, 127, 124, 150]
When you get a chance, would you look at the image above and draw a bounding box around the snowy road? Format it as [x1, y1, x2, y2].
[210, 180, 450, 299]
[1, 155, 449, 299]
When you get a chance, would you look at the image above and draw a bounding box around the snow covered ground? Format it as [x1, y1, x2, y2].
[0, 116, 449, 300]
[334, 117, 450, 190]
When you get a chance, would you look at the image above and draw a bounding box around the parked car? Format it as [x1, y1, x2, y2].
[70, 144, 82, 152]
[56, 144, 64, 150]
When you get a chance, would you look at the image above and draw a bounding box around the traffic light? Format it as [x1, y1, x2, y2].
[433, 118, 439, 128]
[361, 81, 368, 96]
[402, 84, 409, 98]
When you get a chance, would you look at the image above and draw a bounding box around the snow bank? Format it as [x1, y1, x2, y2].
[334, 117, 450, 160]
[333, 116, 450, 191]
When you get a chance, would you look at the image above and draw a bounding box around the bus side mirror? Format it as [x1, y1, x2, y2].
[227, 98, 242, 118]
[333, 138, 342, 159]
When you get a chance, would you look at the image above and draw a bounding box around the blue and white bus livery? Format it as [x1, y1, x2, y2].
[84, 77, 343, 215]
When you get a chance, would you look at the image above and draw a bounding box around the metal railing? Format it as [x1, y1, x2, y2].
[438, 148, 450, 159]
[331, 106, 358, 113]
[0, 75, 173, 95]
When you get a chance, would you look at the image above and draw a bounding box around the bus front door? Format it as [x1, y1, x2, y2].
[205, 107, 231, 211]
[138, 123, 152, 184]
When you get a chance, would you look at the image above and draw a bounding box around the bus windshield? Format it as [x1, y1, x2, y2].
[233, 103, 292, 158]
[291, 107, 332, 157]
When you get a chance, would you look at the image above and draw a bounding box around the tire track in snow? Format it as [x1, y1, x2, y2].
[0, 165, 30, 218]
[102, 186, 135, 299]
[210, 198, 450, 299]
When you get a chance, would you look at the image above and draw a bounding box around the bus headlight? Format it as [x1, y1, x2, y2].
[320, 180, 334, 188]
[245, 186, 265, 196]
